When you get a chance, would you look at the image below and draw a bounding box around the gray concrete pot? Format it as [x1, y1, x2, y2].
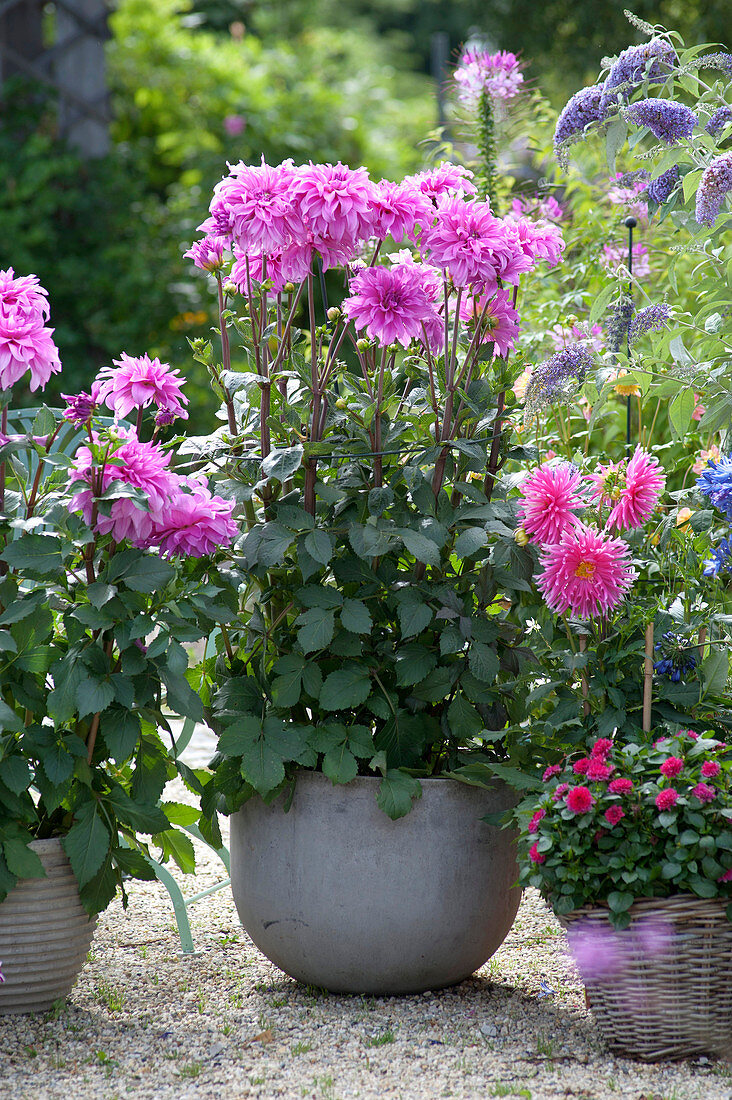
[0, 838, 96, 1014]
[230, 772, 520, 994]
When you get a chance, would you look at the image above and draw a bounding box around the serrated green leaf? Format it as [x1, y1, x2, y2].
[240, 738, 286, 795]
[0, 534, 62, 577]
[296, 607, 335, 655]
[453, 527, 488, 559]
[447, 693, 483, 738]
[322, 745, 358, 785]
[2, 838, 45, 880]
[122, 555, 175, 593]
[0, 755, 31, 794]
[320, 666, 372, 710]
[261, 445, 303, 482]
[376, 770, 422, 819]
[102, 710, 141, 762]
[394, 643, 437, 687]
[399, 529, 441, 567]
[398, 599, 432, 639]
[468, 641, 500, 683]
[218, 715, 262, 756]
[340, 598, 372, 634]
[304, 529, 333, 565]
[63, 801, 111, 889]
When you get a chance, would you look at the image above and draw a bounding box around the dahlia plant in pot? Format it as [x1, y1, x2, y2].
[0, 268, 237, 1012]
[182, 136, 573, 992]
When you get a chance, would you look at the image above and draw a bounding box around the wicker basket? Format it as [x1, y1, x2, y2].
[559, 895, 732, 1062]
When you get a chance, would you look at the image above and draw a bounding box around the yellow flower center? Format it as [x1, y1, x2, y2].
[575, 560, 596, 580]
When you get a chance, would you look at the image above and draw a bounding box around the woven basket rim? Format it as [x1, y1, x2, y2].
[559, 894, 730, 923]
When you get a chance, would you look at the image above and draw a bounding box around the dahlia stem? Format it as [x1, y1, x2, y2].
[643, 622, 654, 734]
[215, 274, 238, 436]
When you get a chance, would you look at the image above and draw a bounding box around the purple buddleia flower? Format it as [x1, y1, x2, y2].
[625, 99, 697, 144]
[554, 85, 606, 152]
[703, 537, 732, 578]
[706, 106, 732, 137]
[628, 303, 671, 342]
[646, 164, 680, 204]
[697, 452, 732, 518]
[698, 52, 732, 76]
[524, 344, 593, 415]
[605, 296, 635, 353]
[600, 38, 677, 113]
[695, 152, 732, 227]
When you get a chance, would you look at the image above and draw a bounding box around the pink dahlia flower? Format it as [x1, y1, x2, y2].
[454, 49, 524, 108]
[290, 161, 376, 248]
[592, 738, 614, 759]
[659, 756, 684, 778]
[517, 463, 585, 546]
[701, 760, 721, 778]
[509, 217, 565, 269]
[536, 523, 635, 619]
[552, 782, 570, 801]
[370, 180, 434, 244]
[0, 268, 50, 319]
[62, 382, 102, 426]
[528, 808, 546, 833]
[184, 235, 225, 272]
[586, 759, 612, 781]
[573, 757, 591, 775]
[96, 353, 189, 421]
[692, 782, 716, 804]
[608, 778, 633, 794]
[422, 198, 527, 290]
[70, 433, 178, 545]
[151, 484, 237, 558]
[528, 842, 546, 864]
[718, 868, 732, 883]
[655, 788, 678, 811]
[204, 159, 299, 252]
[459, 287, 520, 358]
[566, 786, 594, 814]
[0, 303, 61, 392]
[343, 264, 438, 348]
[604, 805, 625, 826]
[542, 764, 561, 781]
[588, 446, 665, 532]
[403, 163, 476, 203]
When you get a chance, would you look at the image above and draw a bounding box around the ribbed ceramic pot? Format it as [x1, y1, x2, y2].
[230, 772, 520, 994]
[0, 838, 96, 1014]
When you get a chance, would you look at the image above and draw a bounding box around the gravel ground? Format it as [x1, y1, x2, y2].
[0, 772, 730, 1100]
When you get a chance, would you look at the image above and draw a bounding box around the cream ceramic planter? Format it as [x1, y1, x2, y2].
[230, 772, 520, 994]
[0, 838, 95, 1014]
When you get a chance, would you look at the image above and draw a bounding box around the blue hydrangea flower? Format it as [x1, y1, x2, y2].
[703, 537, 732, 577]
[696, 453, 732, 519]
[696, 152, 732, 227]
[646, 164, 680, 203]
[600, 38, 677, 113]
[625, 99, 697, 144]
[706, 106, 732, 137]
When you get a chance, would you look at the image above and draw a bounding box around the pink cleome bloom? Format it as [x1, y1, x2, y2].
[459, 286, 520, 358]
[566, 785, 594, 814]
[70, 432, 178, 545]
[602, 241, 650, 277]
[403, 163, 476, 203]
[370, 180, 434, 244]
[586, 759, 612, 781]
[518, 463, 586, 546]
[151, 484, 238, 558]
[587, 446, 664, 532]
[96, 353, 189, 421]
[528, 808, 546, 834]
[655, 788, 678, 811]
[608, 777, 633, 794]
[529, 842, 546, 864]
[659, 756, 684, 778]
[343, 263, 438, 348]
[604, 805, 625, 826]
[454, 48, 524, 108]
[542, 764, 562, 781]
[537, 523, 635, 620]
[701, 760, 721, 778]
[0, 302, 61, 392]
[184, 235, 225, 272]
[592, 738, 614, 759]
[573, 757, 591, 775]
[692, 782, 716, 804]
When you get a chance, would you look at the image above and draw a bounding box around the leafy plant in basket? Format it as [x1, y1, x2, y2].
[520, 729, 732, 927]
[181, 150, 574, 820]
[0, 268, 237, 915]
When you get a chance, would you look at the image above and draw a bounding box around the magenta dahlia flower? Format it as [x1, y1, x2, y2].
[460, 287, 520, 357]
[184, 235, 225, 272]
[542, 764, 562, 781]
[529, 842, 546, 864]
[701, 760, 721, 778]
[0, 268, 50, 319]
[604, 805, 625, 826]
[70, 433, 178, 545]
[536, 523, 635, 619]
[62, 383, 102, 426]
[527, 808, 546, 833]
[0, 303, 61, 392]
[692, 782, 716, 804]
[586, 759, 612, 781]
[518, 463, 586, 546]
[421, 198, 526, 290]
[566, 786, 594, 814]
[608, 778, 633, 794]
[403, 163, 476, 202]
[96, 353, 189, 421]
[659, 756, 684, 778]
[151, 484, 237, 558]
[370, 180, 434, 244]
[591, 738, 614, 759]
[343, 264, 438, 348]
[290, 161, 376, 248]
[655, 788, 678, 811]
[204, 159, 300, 252]
[508, 218, 565, 269]
[587, 446, 664, 531]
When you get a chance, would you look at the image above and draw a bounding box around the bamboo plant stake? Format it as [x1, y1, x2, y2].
[643, 622, 654, 733]
[578, 635, 590, 717]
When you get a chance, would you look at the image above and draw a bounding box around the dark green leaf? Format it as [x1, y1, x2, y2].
[320, 666, 372, 710]
[453, 528, 488, 559]
[304, 530, 333, 565]
[63, 801, 111, 889]
[296, 607, 335, 655]
[376, 771, 422, 819]
[102, 710, 141, 762]
[322, 745, 358, 785]
[122, 556, 175, 593]
[0, 534, 62, 578]
[399, 529, 441, 567]
[76, 676, 115, 719]
[2, 838, 45, 879]
[261, 445, 304, 482]
[395, 643, 437, 687]
[398, 599, 432, 639]
[340, 598, 372, 635]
